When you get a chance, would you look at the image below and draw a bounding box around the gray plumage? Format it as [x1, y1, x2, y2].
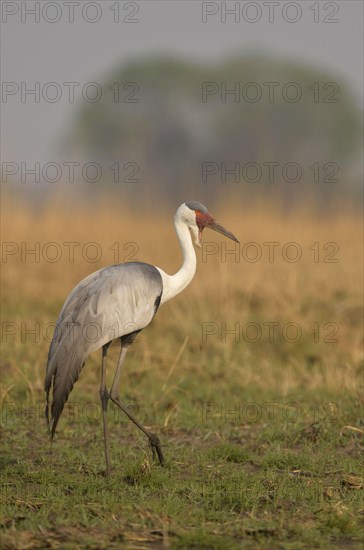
[185, 201, 207, 213]
[45, 261, 162, 437]
[44, 201, 239, 474]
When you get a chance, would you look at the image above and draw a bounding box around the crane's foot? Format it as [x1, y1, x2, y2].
[103, 463, 112, 479]
[103, 469, 111, 479]
[148, 433, 165, 466]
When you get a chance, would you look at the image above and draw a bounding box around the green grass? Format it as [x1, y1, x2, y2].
[1, 335, 363, 549]
[1, 203, 363, 548]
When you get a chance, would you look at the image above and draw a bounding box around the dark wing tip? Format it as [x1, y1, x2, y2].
[50, 401, 64, 439]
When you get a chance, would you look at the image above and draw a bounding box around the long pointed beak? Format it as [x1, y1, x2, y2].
[207, 219, 239, 243]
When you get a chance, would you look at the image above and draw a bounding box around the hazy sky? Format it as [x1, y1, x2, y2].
[1, 0, 363, 166]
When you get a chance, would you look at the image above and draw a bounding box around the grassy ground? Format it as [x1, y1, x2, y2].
[1, 196, 363, 549]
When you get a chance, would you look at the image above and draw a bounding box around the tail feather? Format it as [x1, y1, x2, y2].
[44, 260, 163, 437]
[45, 322, 88, 438]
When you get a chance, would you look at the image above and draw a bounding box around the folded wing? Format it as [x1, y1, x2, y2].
[45, 262, 163, 436]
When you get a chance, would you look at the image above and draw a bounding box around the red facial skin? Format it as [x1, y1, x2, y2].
[196, 210, 214, 228]
[195, 210, 240, 244]
[195, 210, 214, 241]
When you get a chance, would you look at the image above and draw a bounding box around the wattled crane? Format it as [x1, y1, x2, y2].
[45, 201, 239, 477]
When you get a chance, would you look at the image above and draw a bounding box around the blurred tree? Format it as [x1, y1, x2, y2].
[68, 56, 362, 202]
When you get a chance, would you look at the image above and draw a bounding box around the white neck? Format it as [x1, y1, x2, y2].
[156, 216, 197, 304]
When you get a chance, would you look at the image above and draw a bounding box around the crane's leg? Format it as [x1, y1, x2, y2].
[100, 343, 112, 478]
[109, 344, 165, 466]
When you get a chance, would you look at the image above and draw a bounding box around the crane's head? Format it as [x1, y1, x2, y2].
[176, 201, 239, 248]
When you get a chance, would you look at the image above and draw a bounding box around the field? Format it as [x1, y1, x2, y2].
[1, 193, 363, 549]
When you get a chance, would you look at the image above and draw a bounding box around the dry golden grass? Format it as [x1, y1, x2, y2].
[2, 193, 362, 296]
[1, 192, 363, 550]
[1, 192, 362, 399]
